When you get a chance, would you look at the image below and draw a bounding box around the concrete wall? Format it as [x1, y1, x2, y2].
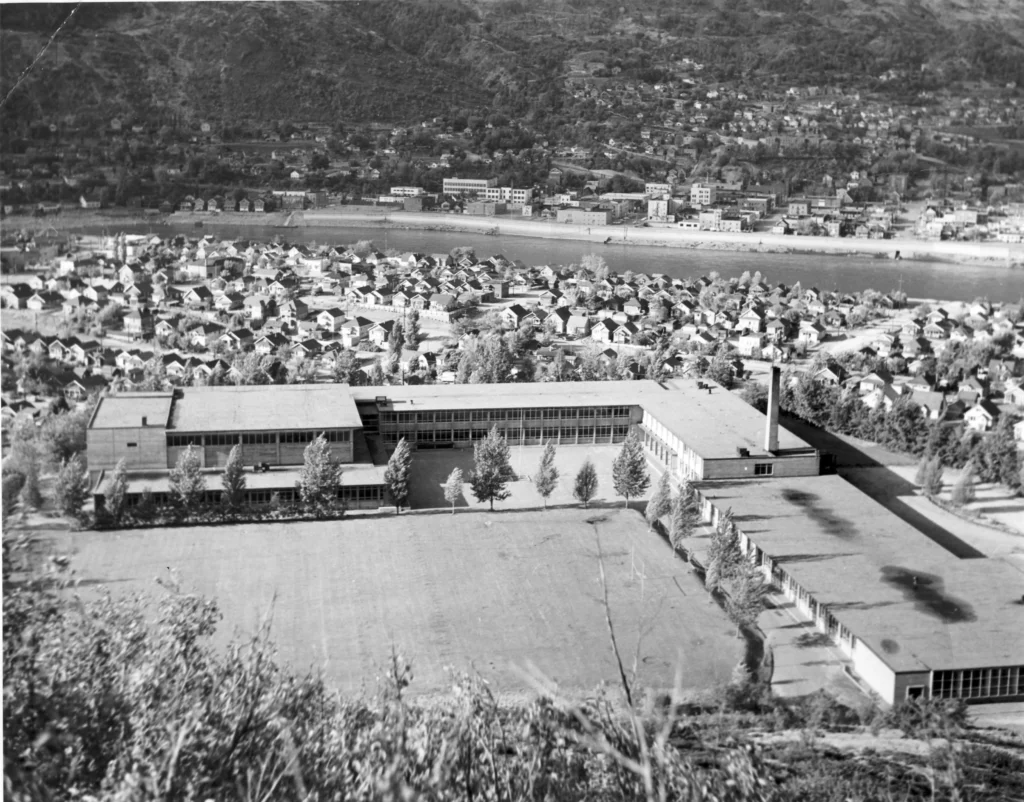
[88, 426, 168, 473]
[852, 641, 897, 705]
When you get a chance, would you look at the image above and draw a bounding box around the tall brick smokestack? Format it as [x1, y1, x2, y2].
[765, 365, 780, 453]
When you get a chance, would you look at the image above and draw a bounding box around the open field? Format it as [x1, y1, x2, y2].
[58, 508, 743, 700]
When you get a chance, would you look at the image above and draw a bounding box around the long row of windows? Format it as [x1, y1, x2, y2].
[932, 667, 1022, 700]
[379, 406, 633, 425]
[122, 485, 384, 507]
[383, 424, 629, 445]
[167, 430, 351, 448]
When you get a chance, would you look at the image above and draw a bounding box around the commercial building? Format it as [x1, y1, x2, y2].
[442, 177, 498, 195]
[691, 183, 717, 206]
[556, 208, 613, 226]
[389, 186, 425, 197]
[481, 186, 533, 205]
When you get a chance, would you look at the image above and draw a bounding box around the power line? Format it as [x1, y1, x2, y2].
[0, 4, 82, 111]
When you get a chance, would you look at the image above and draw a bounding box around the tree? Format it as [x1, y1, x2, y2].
[221, 444, 247, 512]
[405, 310, 422, 350]
[443, 467, 463, 514]
[469, 426, 516, 510]
[105, 458, 129, 527]
[644, 471, 672, 529]
[611, 429, 650, 508]
[388, 321, 405, 357]
[705, 509, 742, 596]
[53, 454, 90, 521]
[384, 437, 413, 513]
[532, 441, 559, 508]
[169, 444, 207, 510]
[298, 434, 342, 517]
[573, 459, 599, 508]
[669, 490, 696, 556]
[949, 461, 976, 507]
[921, 456, 945, 496]
[726, 554, 770, 637]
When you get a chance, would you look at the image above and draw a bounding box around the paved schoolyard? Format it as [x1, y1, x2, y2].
[406, 444, 652, 511]
[61, 508, 743, 701]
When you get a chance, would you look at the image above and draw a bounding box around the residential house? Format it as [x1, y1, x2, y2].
[316, 308, 347, 332]
[591, 318, 619, 343]
[123, 307, 154, 337]
[964, 399, 1001, 432]
[341, 317, 374, 349]
[369, 320, 397, 347]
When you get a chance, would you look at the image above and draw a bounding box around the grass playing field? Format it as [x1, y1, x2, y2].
[61, 507, 744, 700]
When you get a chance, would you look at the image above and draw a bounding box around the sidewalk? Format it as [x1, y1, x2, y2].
[686, 525, 866, 705]
[760, 591, 865, 707]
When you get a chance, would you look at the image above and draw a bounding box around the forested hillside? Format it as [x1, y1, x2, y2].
[2, 0, 1023, 130]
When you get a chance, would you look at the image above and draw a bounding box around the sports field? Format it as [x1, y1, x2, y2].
[62, 508, 743, 700]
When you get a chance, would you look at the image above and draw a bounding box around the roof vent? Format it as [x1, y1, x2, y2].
[141, 416, 147, 426]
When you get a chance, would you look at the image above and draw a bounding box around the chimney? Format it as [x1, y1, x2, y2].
[765, 365, 780, 453]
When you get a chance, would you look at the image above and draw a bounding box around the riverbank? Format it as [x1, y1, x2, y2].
[4, 208, 1022, 267]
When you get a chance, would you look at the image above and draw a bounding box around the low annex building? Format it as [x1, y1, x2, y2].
[691, 475, 1024, 706]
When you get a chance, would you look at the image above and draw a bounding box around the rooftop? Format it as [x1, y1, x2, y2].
[353, 379, 810, 461]
[89, 392, 174, 430]
[169, 385, 362, 433]
[697, 475, 1024, 673]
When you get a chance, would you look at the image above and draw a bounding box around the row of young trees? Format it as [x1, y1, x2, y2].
[431, 428, 655, 513]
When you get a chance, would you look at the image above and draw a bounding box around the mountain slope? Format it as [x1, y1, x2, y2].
[1, 0, 1022, 129]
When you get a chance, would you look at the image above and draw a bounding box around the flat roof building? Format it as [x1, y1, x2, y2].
[692, 475, 1024, 705]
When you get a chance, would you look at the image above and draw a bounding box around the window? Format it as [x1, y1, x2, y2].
[384, 431, 398, 444]
[596, 425, 612, 439]
[579, 425, 595, 438]
[542, 427, 559, 440]
[435, 410, 452, 423]
[379, 412, 396, 425]
[579, 407, 596, 419]
[281, 431, 315, 444]
[560, 426, 575, 439]
[126, 442, 137, 448]
[754, 463, 774, 476]
[524, 427, 541, 440]
[453, 429, 470, 441]
[472, 409, 490, 421]
[613, 424, 629, 437]
[506, 429, 522, 443]
[167, 434, 198, 448]
[543, 407, 561, 420]
[206, 433, 240, 447]
[472, 428, 488, 440]
[523, 408, 542, 420]
[324, 430, 351, 443]
[243, 432, 275, 445]
[612, 406, 631, 418]
[396, 412, 415, 424]
[452, 410, 470, 422]
[416, 412, 434, 424]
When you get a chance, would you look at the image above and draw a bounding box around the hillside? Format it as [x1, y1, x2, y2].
[1, 0, 1023, 128]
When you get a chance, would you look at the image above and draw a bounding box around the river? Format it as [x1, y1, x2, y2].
[75, 221, 1024, 302]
